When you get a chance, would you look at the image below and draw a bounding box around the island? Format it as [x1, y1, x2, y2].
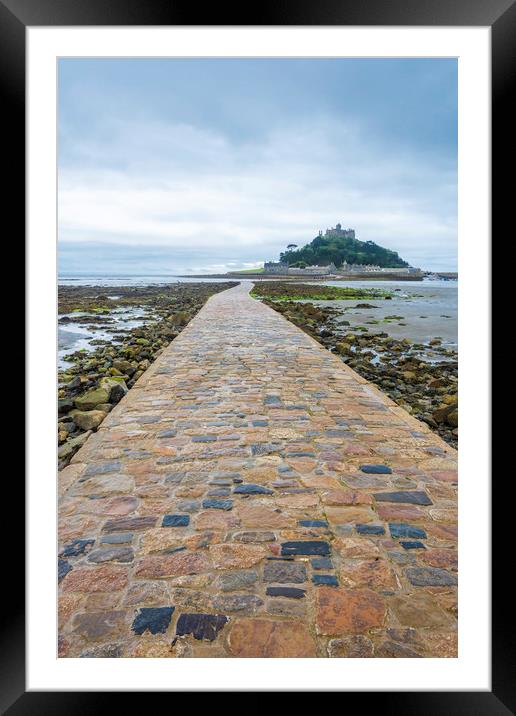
[181, 224, 427, 280]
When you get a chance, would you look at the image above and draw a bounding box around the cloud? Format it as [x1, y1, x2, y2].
[59, 114, 457, 273]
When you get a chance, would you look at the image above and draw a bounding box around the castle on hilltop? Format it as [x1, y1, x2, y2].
[319, 223, 355, 240]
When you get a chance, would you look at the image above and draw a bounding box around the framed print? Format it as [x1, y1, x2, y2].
[2, 0, 509, 708]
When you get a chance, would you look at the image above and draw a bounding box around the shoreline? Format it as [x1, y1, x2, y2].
[177, 273, 429, 281]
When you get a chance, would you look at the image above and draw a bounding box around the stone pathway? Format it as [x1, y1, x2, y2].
[58, 281, 458, 658]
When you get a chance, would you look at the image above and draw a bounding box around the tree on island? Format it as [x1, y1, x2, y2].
[283, 243, 298, 263]
[279, 233, 408, 268]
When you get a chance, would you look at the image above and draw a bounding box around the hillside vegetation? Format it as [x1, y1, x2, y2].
[280, 234, 408, 268]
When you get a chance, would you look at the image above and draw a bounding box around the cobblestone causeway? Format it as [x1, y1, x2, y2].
[58, 281, 458, 658]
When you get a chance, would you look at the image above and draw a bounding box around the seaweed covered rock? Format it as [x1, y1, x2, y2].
[100, 377, 129, 404]
[74, 387, 110, 410]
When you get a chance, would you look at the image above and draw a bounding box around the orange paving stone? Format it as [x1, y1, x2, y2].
[58, 282, 458, 658]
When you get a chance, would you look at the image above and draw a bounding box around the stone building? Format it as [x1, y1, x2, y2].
[264, 261, 288, 274]
[321, 223, 355, 240]
[264, 260, 338, 276]
[287, 263, 337, 276]
[339, 260, 382, 274]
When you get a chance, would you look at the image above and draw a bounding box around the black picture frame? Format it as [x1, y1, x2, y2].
[3, 0, 506, 709]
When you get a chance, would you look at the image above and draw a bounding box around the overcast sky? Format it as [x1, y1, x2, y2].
[58, 58, 457, 274]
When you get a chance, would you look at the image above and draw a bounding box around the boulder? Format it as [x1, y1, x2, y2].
[446, 409, 458, 427]
[57, 431, 92, 460]
[107, 367, 123, 376]
[70, 409, 107, 431]
[442, 394, 458, 405]
[74, 387, 110, 411]
[402, 371, 416, 381]
[100, 377, 129, 404]
[96, 403, 113, 413]
[113, 360, 135, 375]
[432, 402, 457, 425]
[58, 398, 74, 415]
[173, 311, 190, 325]
[83, 360, 99, 371]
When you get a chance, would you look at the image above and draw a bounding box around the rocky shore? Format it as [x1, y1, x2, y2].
[253, 284, 457, 448]
[250, 281, 393, 301]
[58, 282, 237, 468]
